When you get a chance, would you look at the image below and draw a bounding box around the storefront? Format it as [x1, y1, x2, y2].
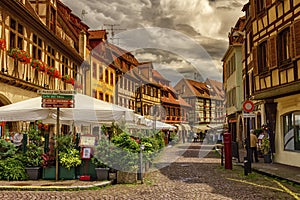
[275, 94, 300, 167]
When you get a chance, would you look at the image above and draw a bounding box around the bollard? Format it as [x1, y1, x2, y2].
[223, 132, 232, 170]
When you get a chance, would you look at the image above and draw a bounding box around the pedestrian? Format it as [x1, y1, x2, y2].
[250, 129, 259, 162]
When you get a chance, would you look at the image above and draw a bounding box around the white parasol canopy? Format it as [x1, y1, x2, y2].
[0, 93, 135, 122]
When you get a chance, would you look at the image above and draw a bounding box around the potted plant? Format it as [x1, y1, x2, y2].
[59, 148, 82, 180]
[23, 128, 43, 180]
[24, 143, 43, 180]
[260, 137, 272, 163]
[91, 157, 109, 181]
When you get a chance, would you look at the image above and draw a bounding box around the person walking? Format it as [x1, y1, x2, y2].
[250, 129, 259, 162]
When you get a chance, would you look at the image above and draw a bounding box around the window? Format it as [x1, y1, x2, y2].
[258, 41, 268, 73]
[9, 18, 24, 49]
[105, 94, 109, 102]
[99, 66, 103, 80]
[105, 69, 109, 83]
[278, 28, 291, 65]
[99, 92, 103, 100]
[283, 112, 300, 151]
[62, 56, 69, 76]
[32, 34, 42, 59]
[110, 72, 114, 85]
[47, 46, 55, 67]
[256, 0, 266, 15]
[92, 63, 97, 79]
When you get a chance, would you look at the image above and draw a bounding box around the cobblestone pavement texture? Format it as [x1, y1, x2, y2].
[1, 142, 300, 199]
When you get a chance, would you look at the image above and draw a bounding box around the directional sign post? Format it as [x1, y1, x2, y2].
[41, 93, 75, 108]
[38, 90, 76, 181]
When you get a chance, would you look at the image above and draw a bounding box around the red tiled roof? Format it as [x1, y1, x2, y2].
[89, 30, 107, 40]
[205, 79, 224, 100]
[161, 86, 191, 108]
[186, 79, 211, 98]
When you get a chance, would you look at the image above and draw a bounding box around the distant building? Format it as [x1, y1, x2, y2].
[174, 78, 224, 132]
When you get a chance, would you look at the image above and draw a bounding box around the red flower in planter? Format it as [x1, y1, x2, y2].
[8, 48, 31, 64]
[0, 39, 6, 50]
[62, 75, 75, 85]
[31, 59, 47, 72]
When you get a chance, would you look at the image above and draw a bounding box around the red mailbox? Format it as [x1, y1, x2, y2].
[223, 132, 232, 170]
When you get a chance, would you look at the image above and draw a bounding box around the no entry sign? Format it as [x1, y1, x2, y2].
[243, 100, 254, 113]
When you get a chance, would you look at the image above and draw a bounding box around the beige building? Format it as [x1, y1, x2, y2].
[0, 0, 88, 133]
[243, 0, 300, 167]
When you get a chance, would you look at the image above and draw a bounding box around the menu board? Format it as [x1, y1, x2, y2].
[79, 135, 96, 147]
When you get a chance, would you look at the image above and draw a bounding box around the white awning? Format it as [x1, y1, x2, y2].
[192, 125, 210, 132]
[174, 124, 182, 131]
[181, 124, 191, 131]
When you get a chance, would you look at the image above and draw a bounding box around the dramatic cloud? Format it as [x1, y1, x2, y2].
[61, 0, 247, 83]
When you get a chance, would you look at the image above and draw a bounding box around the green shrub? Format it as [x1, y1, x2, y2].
[0, 139, 17, 159]
[59, 148, 82, 170]
[0, 155, 27, 181]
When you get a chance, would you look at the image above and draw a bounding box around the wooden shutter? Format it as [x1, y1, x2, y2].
[268, 36, 277, 68]
[266, 0, 272, 7]
[294, 20, 300, 57]
[252, 47, 258, 75]
[290, 25, 295, 59]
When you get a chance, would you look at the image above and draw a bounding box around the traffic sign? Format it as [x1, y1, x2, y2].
[243, 113, 256, 118]
[42, 103, 74, 108]
[42, 94, 74, 99]
[242, 100, 254, 113]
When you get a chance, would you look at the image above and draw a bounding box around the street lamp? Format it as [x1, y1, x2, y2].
[139, 144, 145, 184]
[233, 30, 252, 175]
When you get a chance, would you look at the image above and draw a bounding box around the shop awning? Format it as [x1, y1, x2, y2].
[181, 124, 191, 131]
[192, 125, 210, 132]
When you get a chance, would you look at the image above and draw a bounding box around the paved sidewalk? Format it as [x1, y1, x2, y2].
[234, 148, 300, 185]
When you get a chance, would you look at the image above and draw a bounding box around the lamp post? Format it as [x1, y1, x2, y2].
[233, 29, 251, 175]
[139, 144, 145, 184]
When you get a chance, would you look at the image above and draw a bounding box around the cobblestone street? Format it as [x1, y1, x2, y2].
[0, 142, 300, 200]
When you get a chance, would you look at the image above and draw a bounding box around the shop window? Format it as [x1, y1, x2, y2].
[282, 112, 300, 151]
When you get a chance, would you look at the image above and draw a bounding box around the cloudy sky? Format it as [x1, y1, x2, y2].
[61, 0, 247, 85]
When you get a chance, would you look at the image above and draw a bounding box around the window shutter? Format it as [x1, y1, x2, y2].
[268, 36, 277, 68]
[294, 20, 300, 57]
[290, 25, 295, 58]
[252, 47, 258, 75]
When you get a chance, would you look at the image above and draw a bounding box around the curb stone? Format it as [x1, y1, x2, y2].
[0, 180, 112, 191]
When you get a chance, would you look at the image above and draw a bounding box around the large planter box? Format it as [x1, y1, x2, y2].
[42, 166, 56, 180]
[25, 167, 40, 180]
[42, 166, 76, 180]
[59, 166, 76, 180]
[95, 168, 109, 181]
[117, 171, 137, 184]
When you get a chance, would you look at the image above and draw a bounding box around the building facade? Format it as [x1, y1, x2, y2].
[222, 17, 245, 146]
[0, 0, 86, 133]
[243, 0, 300, 167]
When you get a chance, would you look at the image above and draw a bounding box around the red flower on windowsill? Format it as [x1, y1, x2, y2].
[8, 48, 31, 64]
[0, 39, 6, 50]
[62, 75, 75, 85]
[31, 59, 47, 72]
